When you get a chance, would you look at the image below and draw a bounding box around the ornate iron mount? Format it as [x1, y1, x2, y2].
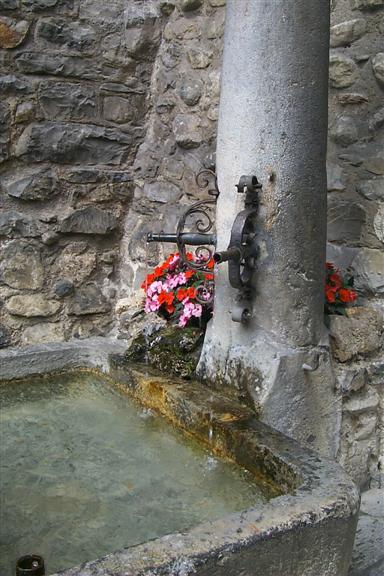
[146, 171, 261, 323]
[214, 175, 261, 323]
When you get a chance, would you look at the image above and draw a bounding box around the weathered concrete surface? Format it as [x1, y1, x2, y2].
[350, 489, 384, 576]
[0, 338, 126, 380]
[0, 339, 360, 576]
[198, 0, 340, 458]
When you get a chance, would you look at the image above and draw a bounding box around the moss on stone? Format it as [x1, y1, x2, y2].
[125, 325, 204, 379]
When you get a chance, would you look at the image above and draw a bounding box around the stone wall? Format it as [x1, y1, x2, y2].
[327, 0, 384, 489]
[0, 0, 161, 344]
[1, 0, 383, 487]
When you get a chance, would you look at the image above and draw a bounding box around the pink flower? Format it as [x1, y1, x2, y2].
[167, 253, 180, 270]
[167, 272, 187, 289]
[144, 295, 161, 313]
[147, 280, 165, 298]
[178, 301, 202, 326]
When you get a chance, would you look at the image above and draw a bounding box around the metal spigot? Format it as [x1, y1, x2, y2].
[147, 232, 216, 246]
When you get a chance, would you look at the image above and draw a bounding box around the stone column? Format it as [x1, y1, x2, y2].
[198, 0, 341, 457]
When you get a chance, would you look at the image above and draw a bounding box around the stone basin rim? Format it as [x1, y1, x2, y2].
[0, 337, 360, 576]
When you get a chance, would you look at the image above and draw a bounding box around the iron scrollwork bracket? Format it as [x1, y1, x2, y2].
[214, 175, 261, 323]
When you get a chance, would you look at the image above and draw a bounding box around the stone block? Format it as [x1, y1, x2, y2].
[15, 122, 131, 165]
[60, 206, 118, 234]
[53, 278, 74, 297]
[80, 0, 124, 22]
[0, 211, 41, 237]
[327, 162, 346, 192]
[369, 107, 384, 132]
[0, 17, 30, 48]
[21, 0, 58, 10]
[173, 113, 202, 149]
[338, 92, 369, 106]
[52, 244, 96, 285]
[330, 19, 366, 47]
[21, 322, 65, 345]
[351, 0, 384, 9]
[0, 0, 19, 8]
[124, 22, 161, 61]
[36, 18, 96, 53]
[337, 367, 368, 394]
[343, 388, 380, 415]
[339, 406, 379, 488]
[180, 77, 203, 106]
[16, 52, 124, 82]
[103, 95, 145, 124]
[6, 294, 61, 317]
[373, 204, 384, 243]
[330, 115, 358, 146]
[364, 153, 384, 175]
[15, 101, 35, 124]
[187, 47, 212, 69]
[2, 168, 58, 201]
[155, 96, 175, 114]
[329, 54, 359, 88]
[329, 307, 383, 362]
[0, 75, 32, 94]
[161, 158, 184, 180]
[0, 240, 44, 289]
[0, 102, 10, 135]
[180, 0, 202, 10]
[327, 197, 365, 242]
[143, 180, 182, 203]
[160, 2, 175, 16]
[205, 13, 225, 39]
[372, 53, 384, 86]
[39, 81, 97, 121]
[0, 325, 11, 348]
[352, 247, 384, 293]
[68, 283, 111, 316]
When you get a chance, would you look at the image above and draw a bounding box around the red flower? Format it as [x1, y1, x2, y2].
[329, 273, 341, 289]
[185, 270, 195, 279]
[176, 288, 188, 301]
[187, 287, 196, 299]
[339, 288, 357, 303]
[158, 291, 174, 306]
[326, 289, 336, 303]
[141, 273, 155, 289]
[204, 273, 214, 281]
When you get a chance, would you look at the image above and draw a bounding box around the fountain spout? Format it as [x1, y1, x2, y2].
[147, 232, 216, 246]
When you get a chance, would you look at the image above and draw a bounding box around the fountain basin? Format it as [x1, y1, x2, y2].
[0, 338, 359, 576]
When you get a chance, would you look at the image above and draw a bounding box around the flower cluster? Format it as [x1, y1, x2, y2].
[142, 252, 214, 327]
[325, 262, 357, 315]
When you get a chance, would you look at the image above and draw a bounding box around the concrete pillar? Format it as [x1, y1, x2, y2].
[198, 0, 341, 457]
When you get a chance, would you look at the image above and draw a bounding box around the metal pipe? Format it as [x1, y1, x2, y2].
[213, 247, 241, 264]
[146, 233, 216, 246]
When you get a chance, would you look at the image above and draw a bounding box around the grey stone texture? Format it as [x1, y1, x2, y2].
[0, 0, 161, 348]
[329, 307, 383, 362]
[330, 18, 366, 47]
[350, 489, 384, 576]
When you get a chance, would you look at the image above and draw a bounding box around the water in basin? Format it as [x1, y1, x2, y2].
[0, 372, 269, 575]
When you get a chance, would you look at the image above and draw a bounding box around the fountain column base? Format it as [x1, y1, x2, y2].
[198, 326, 341, 458]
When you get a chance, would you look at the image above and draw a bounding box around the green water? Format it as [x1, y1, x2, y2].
[0, 372, 268, 575]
